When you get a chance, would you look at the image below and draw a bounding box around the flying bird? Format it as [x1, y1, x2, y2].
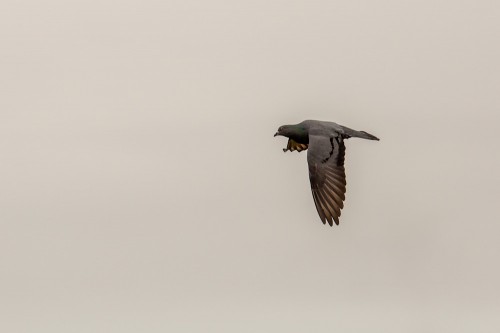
[274, 120, 379, 226]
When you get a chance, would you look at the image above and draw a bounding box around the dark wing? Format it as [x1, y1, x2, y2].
[307, 134, 347, 226]
[283, 139, 308, 152]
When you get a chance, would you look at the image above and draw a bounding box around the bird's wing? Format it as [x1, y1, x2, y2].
[307, 133, 347, 226]
[283, 139, 308, 152]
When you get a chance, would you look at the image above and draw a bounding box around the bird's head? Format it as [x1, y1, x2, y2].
[274, 125, 293, 138]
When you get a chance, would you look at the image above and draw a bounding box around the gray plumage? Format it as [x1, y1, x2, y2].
[274, 120, 379, 226]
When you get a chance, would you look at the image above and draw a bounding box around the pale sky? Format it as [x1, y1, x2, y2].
[1, 0, 500, 332]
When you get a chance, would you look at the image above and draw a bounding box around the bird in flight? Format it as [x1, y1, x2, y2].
[274, 120, 379, 226]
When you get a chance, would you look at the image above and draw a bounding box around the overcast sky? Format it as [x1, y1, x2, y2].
[1, 0, 500, 332]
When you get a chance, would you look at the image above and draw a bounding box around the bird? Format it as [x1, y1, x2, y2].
[274, 120, 379, 226]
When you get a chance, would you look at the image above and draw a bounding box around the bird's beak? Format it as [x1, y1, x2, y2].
[274, 132, 279, 137]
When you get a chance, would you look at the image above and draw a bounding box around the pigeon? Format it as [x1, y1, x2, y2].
[274, 120, 379, 226]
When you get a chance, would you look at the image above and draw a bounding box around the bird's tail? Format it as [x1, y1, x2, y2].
[356, 130, 380, 141]
[339, 124, 380, 141]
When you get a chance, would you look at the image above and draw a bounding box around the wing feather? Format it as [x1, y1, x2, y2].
[311, 190, 328, 224]
[307, 133, 347, 226]
[283, 139, 308, 152]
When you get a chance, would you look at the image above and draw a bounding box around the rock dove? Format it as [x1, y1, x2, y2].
[274, 120, 379, 226]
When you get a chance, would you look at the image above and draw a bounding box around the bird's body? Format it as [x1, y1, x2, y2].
[274, 120, 379, 226]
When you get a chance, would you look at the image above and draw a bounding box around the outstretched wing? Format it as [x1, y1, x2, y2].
[307, 134, 347, 226]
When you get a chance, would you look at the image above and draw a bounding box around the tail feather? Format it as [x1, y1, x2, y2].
[358, 131, 379, 141]
[339, 125, 380, 141]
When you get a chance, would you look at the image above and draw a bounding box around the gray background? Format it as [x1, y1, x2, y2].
[1, 0, 499, 332]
